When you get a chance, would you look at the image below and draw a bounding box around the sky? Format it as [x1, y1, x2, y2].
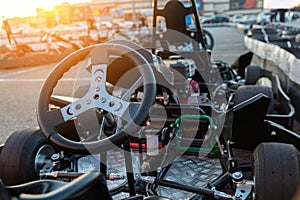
[0, 0, 90, 18]
[1, 0, 300, 19]
[264, 0, 300, 9]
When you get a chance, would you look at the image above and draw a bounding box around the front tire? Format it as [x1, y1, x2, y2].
[0, 128, 54, 185]
[203, 29, 214, 50]
[253, 142, 300, 200]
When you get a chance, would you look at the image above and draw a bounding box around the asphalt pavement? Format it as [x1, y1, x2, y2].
[0, 27, 249, 143]
[209, 26, 248, 64]
[0, 64, 54, 142]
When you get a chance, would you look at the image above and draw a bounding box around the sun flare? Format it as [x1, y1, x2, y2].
[36, 0, 90, 11]
[0, 0, 90, 18]
[37, 1, 57, 11]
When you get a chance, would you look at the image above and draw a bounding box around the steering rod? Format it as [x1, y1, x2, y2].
[106, 173, 236, 200]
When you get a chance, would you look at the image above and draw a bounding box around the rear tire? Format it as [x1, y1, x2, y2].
[234, 85, 274, 113]
[253, 142, 300, 200]
[0, 128, 54, 185]
[245, 65, 261, 85]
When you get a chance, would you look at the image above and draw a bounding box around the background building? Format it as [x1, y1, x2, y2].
[0, 0, 284, 30]
[88, 0, 263, 19]
[203, 0, 263, 16]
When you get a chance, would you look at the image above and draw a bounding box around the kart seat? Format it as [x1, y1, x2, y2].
[1, 172, 112, 200]
[1, 179, 65, 199]
[231, 93, 271, 150]
[154, 0, 205, 50]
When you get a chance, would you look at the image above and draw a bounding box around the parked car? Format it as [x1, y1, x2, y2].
[242, 14, 257, 23]
[231, 14, 244, 23]
[202, 15, 230, 23]
[256, 11, 272, 24]
[285, 11, 300, 22]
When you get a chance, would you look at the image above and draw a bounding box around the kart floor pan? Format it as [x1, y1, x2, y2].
[77, 150, 222, 200]
[156, 155, 223, 199]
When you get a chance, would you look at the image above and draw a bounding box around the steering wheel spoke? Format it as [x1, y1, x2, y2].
[88, 64, 133, 119]
[60, 63, 138, 122]
[59, 92, 138, 123]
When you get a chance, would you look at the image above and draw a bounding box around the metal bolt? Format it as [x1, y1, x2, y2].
[95, 76, 102, 82]
[51, 153, 60, 162]
[75, 104, 81, 110]
[232, 172, 244, 183]
[86, 99, 91, 105]
[109, 101, 115, 107]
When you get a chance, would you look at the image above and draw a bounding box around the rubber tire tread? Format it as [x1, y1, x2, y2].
[0, 129, 48, 186]
[253, 142, 300, 200]
[233, 85, 274, 113]
[245, 65, 261, 85]
[203, 29, 214, 50]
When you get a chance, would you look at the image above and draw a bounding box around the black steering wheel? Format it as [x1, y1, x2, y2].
[38, 42, 156, 154]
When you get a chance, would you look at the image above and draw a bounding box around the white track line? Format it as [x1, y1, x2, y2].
[0, 78, 90, 82]
[0, 65, 53, 78]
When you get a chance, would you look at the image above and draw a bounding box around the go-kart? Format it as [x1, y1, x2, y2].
[0, 1, 299, 200]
